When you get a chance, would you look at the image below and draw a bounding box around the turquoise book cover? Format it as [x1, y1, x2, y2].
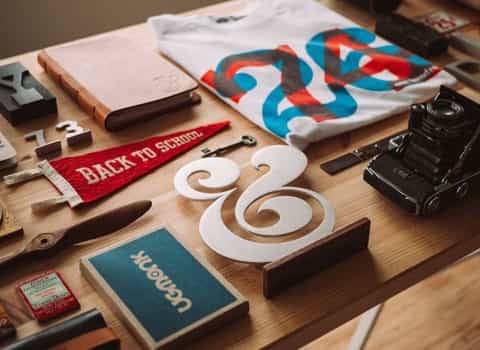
[81, 227, 248, 349]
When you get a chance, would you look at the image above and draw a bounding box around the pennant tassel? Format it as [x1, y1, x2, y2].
[38, 160, 84, 208]
[31, 196, 70, 212]
[4, 168, 44, 186]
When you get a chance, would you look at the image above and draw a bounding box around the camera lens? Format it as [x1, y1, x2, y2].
[402, 87, 479, 186]
[427, 99, 463, 122]
[421, 99, 466, 141]
[436, 104, 456, 117]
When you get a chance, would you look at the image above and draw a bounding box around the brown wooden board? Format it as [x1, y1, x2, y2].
[263, 218, 371, 298]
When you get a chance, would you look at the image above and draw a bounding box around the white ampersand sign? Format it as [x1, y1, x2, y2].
[174, 145, 335, 263]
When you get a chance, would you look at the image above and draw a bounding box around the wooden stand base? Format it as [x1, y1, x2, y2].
[263, 218, 371, 298]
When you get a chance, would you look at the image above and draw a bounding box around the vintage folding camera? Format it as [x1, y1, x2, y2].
[364, 86, 480, 215]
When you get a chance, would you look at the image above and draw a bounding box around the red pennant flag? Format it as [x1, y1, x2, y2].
[35, 121, 230, 208]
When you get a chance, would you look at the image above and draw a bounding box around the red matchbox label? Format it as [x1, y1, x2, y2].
[17, 271, 80, 322]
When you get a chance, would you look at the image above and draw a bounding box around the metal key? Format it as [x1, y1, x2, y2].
[201, 135, 257, 158]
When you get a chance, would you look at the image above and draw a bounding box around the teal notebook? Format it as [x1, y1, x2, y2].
[81, 227, 248, 350]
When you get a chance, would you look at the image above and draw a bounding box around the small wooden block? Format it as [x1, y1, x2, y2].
[66, 130, 92, 146]
[34, 140, 61, 157]
[0, 199, 23, 240]
[263, 218, 371, 298]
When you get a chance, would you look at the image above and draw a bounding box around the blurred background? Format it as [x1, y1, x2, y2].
[0, 0, 222, 59]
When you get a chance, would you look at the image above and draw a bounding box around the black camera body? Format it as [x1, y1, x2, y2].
[364, 86, 480, 215]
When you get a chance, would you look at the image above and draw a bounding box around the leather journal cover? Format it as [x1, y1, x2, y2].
[81, 227, 249, 350]
[37, 35, 200, 131]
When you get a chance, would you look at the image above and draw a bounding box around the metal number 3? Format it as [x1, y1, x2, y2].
[56, 120, 92, 146]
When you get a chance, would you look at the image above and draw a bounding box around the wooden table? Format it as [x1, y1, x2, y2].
[1, 1, 479, 349]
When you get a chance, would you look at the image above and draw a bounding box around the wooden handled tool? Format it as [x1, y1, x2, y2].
[0, 200, 152, 269]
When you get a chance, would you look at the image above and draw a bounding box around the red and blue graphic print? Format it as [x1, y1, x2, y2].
[201, 27, 440, 138]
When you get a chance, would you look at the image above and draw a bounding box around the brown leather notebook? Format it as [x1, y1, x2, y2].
[38, 35, 200, 131]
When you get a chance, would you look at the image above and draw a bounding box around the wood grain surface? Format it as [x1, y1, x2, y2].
[303, 251, 480, 350]
[0, 1, 479, 349]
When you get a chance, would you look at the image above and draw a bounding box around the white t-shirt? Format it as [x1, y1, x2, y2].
[149, 0, 456, 149]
